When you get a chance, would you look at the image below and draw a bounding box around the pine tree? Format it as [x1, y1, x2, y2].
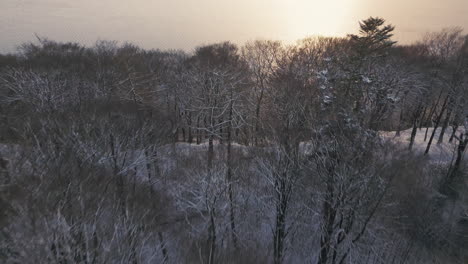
[349, 17, 396, 58]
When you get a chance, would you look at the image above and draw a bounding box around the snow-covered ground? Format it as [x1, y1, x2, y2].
[1, 127, 465, 180]
[380, 127, 466, 163]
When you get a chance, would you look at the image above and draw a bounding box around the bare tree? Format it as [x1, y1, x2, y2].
[242, 40, 282, 145]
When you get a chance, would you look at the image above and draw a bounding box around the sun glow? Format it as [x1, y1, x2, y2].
[1, 0, 467, 52]
[280, 0, 358, 42]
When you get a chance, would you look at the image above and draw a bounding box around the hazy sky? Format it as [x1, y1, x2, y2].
[1, 0, 467, 53]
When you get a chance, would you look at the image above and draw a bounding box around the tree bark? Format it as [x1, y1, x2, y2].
[449, 124, 459, 143]
[409, 119, 418, 151]
[158, 232, 169, 263]
[447, 133, 467, 183]
[208, 135, 214, 169]
[187, 112, 193, 144]
[196, 116, 201, 145]
[318, 165, 337, 264]
[409, 104, 423, 150]
[425, 95, 449, 155]
[424, 90, 444, 141]
[207, 210, 216, 264]
[437, 101, 453, 144]
[226, 89, 238, 250]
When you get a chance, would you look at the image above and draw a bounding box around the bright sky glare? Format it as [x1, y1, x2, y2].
[1, 0, 467, 53]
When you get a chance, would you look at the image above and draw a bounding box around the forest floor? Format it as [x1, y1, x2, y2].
[380, 127, 466, 163]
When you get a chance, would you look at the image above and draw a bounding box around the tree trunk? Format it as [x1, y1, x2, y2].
[254, 90, 264, 146]
[395, 107, 404, 137]
[409, 104, 423, 150]
[449, 124, 459, 143]
[187, 112, 193, 144]
[226, 93, 238, 250]
[208, 135, 214, 169]
[318, 165, 337, 264]
[181, 127, 186, 142]
[0, 155, 10, 184]
[409, 118, 418, 151]
[273, 193, 287, 264]
[447, 133, 467, 184]
[425, 95, 449, 155]
[110, 134, 126, 217]
[424, 126, 430, 142]
[424, 90, 444, 141]
[196, 116, 201, 145]
[418, 105, 428, 130]
[219, 118, 224, 145]
[158, 232, 169, 263]
[437, 102, 453, 144]
[144, 149, 154, 194]
[207, 211, 216, 264]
